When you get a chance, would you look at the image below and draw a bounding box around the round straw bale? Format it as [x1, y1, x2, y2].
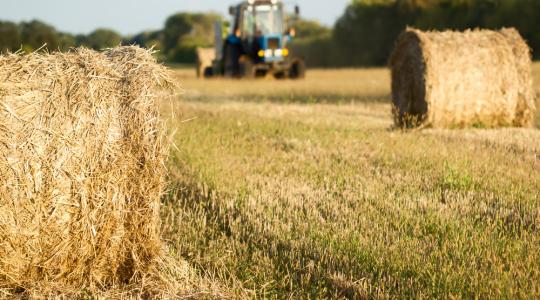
[196, 47, 215, 78]
[0, 46, 175, 295]
[390, 27, 536, 128]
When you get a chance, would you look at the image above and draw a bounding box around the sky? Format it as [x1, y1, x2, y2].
[0, 0, 351, 35]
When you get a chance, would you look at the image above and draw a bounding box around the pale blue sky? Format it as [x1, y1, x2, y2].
[0, 0, 350, 35]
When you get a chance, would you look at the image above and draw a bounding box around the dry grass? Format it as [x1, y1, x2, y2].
[175, 67, 389, 104]
[390, 28, 536, 128]
[163, 64, 540, 298]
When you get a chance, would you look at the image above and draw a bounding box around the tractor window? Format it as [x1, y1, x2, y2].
[242, 6, 254, 36]
[253, 5, 283, 36]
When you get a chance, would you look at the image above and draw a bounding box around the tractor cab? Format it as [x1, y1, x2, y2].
[231, 1, 288, 64]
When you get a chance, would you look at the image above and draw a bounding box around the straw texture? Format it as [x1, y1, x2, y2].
[390, 27, 536, 128]
[0, 46, 177, 296]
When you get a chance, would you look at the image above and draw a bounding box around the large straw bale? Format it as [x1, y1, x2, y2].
[196, 47, 215, 78]
[390, 27, 536, 128]
[0, 46, 177, 296]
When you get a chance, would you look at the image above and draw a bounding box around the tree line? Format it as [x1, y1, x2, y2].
[293, 0, 540, 67]
[0, 0, 538, 66]
[0, 20, 124, 53]
[0, 13, 220, 63]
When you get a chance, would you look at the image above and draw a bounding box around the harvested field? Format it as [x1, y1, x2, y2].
[2, 52, 538, 297]
[164, 64, 540, 298]
[176, 67, 389, 104]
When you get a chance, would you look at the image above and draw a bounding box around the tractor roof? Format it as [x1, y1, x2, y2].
[246, 0, 281, 5]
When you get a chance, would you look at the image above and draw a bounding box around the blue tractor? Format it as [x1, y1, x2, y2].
[204, 0, 305, 79]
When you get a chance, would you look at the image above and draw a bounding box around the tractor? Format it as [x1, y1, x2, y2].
[199, 0, 305, 79]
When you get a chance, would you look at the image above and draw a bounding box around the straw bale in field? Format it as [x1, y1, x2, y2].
[0, 46, 177, 296]
[196, 47, 215, 78]
[390, 27, 536, 128]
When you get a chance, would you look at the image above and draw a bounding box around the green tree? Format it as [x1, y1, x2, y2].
[81, 28, 123, 50]
[331, 0, 540, 66]
[58, 32, 76, 51]
[20, 20, 60, 51]
[0, 21, 21, 52]
[162, 13, 221, 63]
[289, 19, 334, 67]
[486, 0, 540, 59]
[294, 19, 331, 39]
[127, 30, 163, 49]
[334, 1, 416, 66]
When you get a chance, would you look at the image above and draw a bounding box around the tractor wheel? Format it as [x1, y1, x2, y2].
[289, 59, 306, 79]
[273, 71, 287, 80]
[239, 56, 256, 79]
[224, 43, 241, 77]
[203, 66, 214, 78]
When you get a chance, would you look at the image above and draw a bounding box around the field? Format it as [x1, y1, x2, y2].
[162, 64, 540, 298]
